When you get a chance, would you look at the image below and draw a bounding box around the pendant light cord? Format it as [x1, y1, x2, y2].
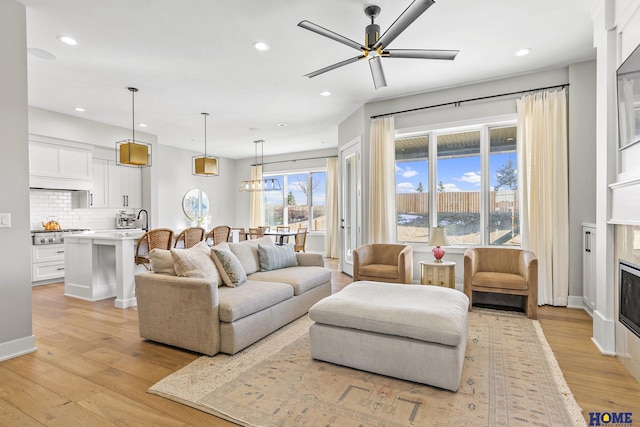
[202, 112, 209, 157]
[128, 87, 138, 143]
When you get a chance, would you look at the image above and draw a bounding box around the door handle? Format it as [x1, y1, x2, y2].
[340, 218, 345, 229]
[90, 193, 94, 206]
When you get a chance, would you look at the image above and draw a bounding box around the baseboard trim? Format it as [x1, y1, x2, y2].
[566, 295, 584, 309]
[0, 335, 37, 362]
[592, 309, 616, 355]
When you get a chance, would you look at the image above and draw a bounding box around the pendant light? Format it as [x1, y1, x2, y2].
[193, 112, 219, 176]
[239, 140, 281, 192]
[116, 87, 152, 167]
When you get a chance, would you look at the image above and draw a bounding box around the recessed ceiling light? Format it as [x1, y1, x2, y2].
[249, 127, 260, 131]
[138, 123, 147, 128]
[253, 41, 270, 51]
[515, 48, 531, 57]
[74, 107, 85, 112]
[277, 123, 287, 127]
[57, 35, 77, 46]
[320, 91, 331, 97]
[27, 48, 56, 60]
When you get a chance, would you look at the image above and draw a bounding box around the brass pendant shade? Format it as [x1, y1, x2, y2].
[116, 87, 152, 167]
[193, 112, 219, 176]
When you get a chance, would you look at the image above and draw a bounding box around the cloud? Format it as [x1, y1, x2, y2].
[456, 171, 481, 186]
[395, 165, 402, 174]
[441, 183, 461, 192]
[397, 182, 415, 193]
[402, 167, 419, 178]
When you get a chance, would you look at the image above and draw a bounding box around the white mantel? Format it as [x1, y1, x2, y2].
[610, 176, 640, 226]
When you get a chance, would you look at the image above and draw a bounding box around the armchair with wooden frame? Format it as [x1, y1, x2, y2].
[353, 243, 413, 284]
[174, 227, 205, 249]
[294, 227, 307, 252]
[206, 225, 231, 246]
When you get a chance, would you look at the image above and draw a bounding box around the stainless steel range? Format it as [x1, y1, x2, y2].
[32, 229, 90, 245]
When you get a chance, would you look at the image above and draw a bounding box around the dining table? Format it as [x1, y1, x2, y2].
[263, 230, 297, 246]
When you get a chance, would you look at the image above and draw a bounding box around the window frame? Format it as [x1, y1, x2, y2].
[262, 167, 327, 233]
[395, 114, 519, 249]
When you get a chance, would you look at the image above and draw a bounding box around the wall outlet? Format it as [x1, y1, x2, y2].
[0, 213, 11, 228]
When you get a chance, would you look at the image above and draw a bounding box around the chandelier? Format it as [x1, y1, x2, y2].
[239, 140, 281, 192]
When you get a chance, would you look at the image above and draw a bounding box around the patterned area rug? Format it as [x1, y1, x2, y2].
[148, 310, 586, 426]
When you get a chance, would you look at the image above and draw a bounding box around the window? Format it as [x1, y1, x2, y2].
[263, 170, 327, 231]
[395, 122, 519, 246]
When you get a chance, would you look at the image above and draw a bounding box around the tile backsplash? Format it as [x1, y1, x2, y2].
[30, 189, 137, 231]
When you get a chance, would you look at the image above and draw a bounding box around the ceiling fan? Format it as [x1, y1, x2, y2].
[298, 0, 459, 89]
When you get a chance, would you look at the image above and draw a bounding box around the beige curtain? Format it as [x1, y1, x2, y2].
[369, 116, 397, 243]
[325, 157, 339, 258]
[516, 88, 569, 306]
[249, 165, 264, 227]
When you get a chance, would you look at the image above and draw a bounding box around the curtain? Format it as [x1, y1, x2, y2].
[516, 88, 569, 306]
[369, 116, 397, 243]
[325, 157, 340, 258]
[249, 165, 264, 227]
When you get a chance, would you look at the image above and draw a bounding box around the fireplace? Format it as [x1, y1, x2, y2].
[619, 260, 640, 339]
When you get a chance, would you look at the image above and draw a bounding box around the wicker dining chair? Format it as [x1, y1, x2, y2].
[173, 226, 205, 249]
[230, 227, 246, 242]
[294, 227, 308, 252]
[135, 228, 174, 270]
[248, 227, 264, 239]
[277, 225, 290, 243]
[206, 225, 231, 246]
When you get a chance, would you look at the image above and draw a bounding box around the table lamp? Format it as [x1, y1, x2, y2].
[429, 227, 450, 263]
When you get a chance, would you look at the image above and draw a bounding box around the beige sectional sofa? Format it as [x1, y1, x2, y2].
[134, 237, 331, 356]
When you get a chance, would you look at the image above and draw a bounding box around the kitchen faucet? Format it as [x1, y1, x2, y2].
[137, 209, 149, 231]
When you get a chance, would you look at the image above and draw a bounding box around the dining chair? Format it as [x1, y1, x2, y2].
[207, 225, 231, 246]
[294, 227, 307, 252]
[230, 227, 246, 242]
[174, 226, 205, 249]
[135, 228, 174, 270]
[248, 227, 264, 239]
[276, 225, 290, 243]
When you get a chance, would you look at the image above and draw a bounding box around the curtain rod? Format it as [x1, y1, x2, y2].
[370, 83, 569, 119]
[251, 154, 338, 167]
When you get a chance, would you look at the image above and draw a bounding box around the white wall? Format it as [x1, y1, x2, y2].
[0, 0, 35, 361]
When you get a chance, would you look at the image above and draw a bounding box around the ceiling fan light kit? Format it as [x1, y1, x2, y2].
[298, 0, 459, 89]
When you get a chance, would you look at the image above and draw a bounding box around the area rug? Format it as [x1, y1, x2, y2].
[148, 310, 586, 426]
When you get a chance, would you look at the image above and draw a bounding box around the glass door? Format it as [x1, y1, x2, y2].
[340, 139, 361, 276]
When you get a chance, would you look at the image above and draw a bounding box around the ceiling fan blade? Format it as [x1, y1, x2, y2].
[298, 20, 368, 52]
[304, 55, 365, 78]
[384, 49, 459, 60]
[369, 56, 387, 89]
[373, 0, 435, 51]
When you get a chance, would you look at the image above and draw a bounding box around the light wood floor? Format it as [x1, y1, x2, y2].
[1, 261, 639, 426]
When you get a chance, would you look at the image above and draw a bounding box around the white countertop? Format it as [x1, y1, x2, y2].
[65, 229, 146, 240]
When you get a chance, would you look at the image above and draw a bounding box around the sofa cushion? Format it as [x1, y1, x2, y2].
[170, 241, 219, 286]
[217, 280, 294, 322]
[248, 266, 330, 296]
[228, 236, 274, 275]
[358, 264, 399, 280]
[148, 248, 176, 275]
[212, 246, 247, 287]
[258, 243, 298, 271]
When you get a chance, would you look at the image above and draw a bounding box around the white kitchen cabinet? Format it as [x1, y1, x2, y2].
[108, 161, 141, 208]
[583, 225, 596, 312]
[90, 159, 109, 208]
[29, 141, 92, 190]
[32, 244, 65, 284]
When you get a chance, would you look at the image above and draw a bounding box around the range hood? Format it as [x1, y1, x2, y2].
[29, 176, 92, 191]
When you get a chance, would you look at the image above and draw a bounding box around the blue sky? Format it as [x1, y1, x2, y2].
[396, 153, 516, 193]
[264, 172, 327, 206]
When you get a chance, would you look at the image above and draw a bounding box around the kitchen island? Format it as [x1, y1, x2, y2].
[64, 230, 146, 308]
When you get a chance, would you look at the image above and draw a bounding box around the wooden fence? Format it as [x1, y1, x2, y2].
[396, 190, 518, 214]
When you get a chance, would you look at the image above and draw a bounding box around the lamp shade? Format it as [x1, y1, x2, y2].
[193, 155, 219, 176]
[429, 227, 450, 246]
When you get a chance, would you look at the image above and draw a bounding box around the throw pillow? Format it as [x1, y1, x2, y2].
[170, 241, 219, 286]
[258, 243, 298, 272]
[228, 236, 274, 275]
[148, 248, 176, 275]
[212, 247, 247, 287]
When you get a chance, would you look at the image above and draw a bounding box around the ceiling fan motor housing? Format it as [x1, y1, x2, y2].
[365, 23, 380, 48]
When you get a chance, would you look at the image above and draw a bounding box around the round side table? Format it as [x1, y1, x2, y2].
[419, 260, 456, 288]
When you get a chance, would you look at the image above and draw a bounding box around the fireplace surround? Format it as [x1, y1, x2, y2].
[619, 260, 640, 339]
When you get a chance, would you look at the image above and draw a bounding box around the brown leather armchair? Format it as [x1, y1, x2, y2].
[353, 244, 413, 284]
[463, 247, 538, 319]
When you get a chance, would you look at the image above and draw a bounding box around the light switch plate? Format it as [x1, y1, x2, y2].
[0, 213, 11, 227]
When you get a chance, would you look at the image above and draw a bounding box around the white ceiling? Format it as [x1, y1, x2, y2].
[20, 0, 595, 160]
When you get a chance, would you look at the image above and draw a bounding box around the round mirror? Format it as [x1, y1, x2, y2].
[182, 188, 209, 222]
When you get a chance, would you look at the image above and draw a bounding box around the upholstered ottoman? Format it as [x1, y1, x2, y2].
[308, 280, 469, 391]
